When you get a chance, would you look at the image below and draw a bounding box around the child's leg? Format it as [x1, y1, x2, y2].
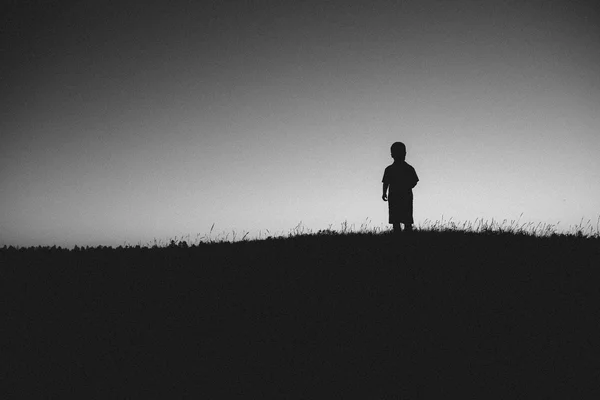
[393, 223, 401, 233]
[404, 223, 413, 232]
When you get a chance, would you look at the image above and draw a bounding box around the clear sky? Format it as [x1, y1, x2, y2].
[2, 0, 599, 248]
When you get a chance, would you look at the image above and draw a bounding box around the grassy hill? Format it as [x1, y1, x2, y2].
[2, 225, 599, 398]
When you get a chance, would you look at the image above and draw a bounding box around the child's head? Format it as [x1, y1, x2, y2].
[391, 142, 406, 161]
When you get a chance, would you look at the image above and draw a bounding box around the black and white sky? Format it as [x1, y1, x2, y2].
[2, 0, 599, 247]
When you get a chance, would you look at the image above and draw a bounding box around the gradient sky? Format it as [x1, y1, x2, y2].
[2, 0, 599, 248]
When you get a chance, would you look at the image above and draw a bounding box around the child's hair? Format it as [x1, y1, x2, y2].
[391, 142, 406, 158]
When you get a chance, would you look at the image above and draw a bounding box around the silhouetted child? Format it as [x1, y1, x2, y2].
[382, 142, 419, 234]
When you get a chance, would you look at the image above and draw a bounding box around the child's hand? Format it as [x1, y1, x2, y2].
[382, 194, 387, 201]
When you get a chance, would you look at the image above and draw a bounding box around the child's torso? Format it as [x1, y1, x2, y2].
[387, 162, 414, 189]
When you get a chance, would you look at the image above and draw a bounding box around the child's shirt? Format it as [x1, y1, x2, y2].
[382, 161, 419, 196]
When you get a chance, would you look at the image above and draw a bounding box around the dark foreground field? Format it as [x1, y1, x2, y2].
[2, 230, 600, 398]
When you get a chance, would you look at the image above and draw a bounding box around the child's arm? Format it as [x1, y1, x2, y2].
[382, 183, 389, 201]
[410, 168, 419, 188]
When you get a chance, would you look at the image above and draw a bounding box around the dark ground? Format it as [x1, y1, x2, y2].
[2, 230, 600, 398]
